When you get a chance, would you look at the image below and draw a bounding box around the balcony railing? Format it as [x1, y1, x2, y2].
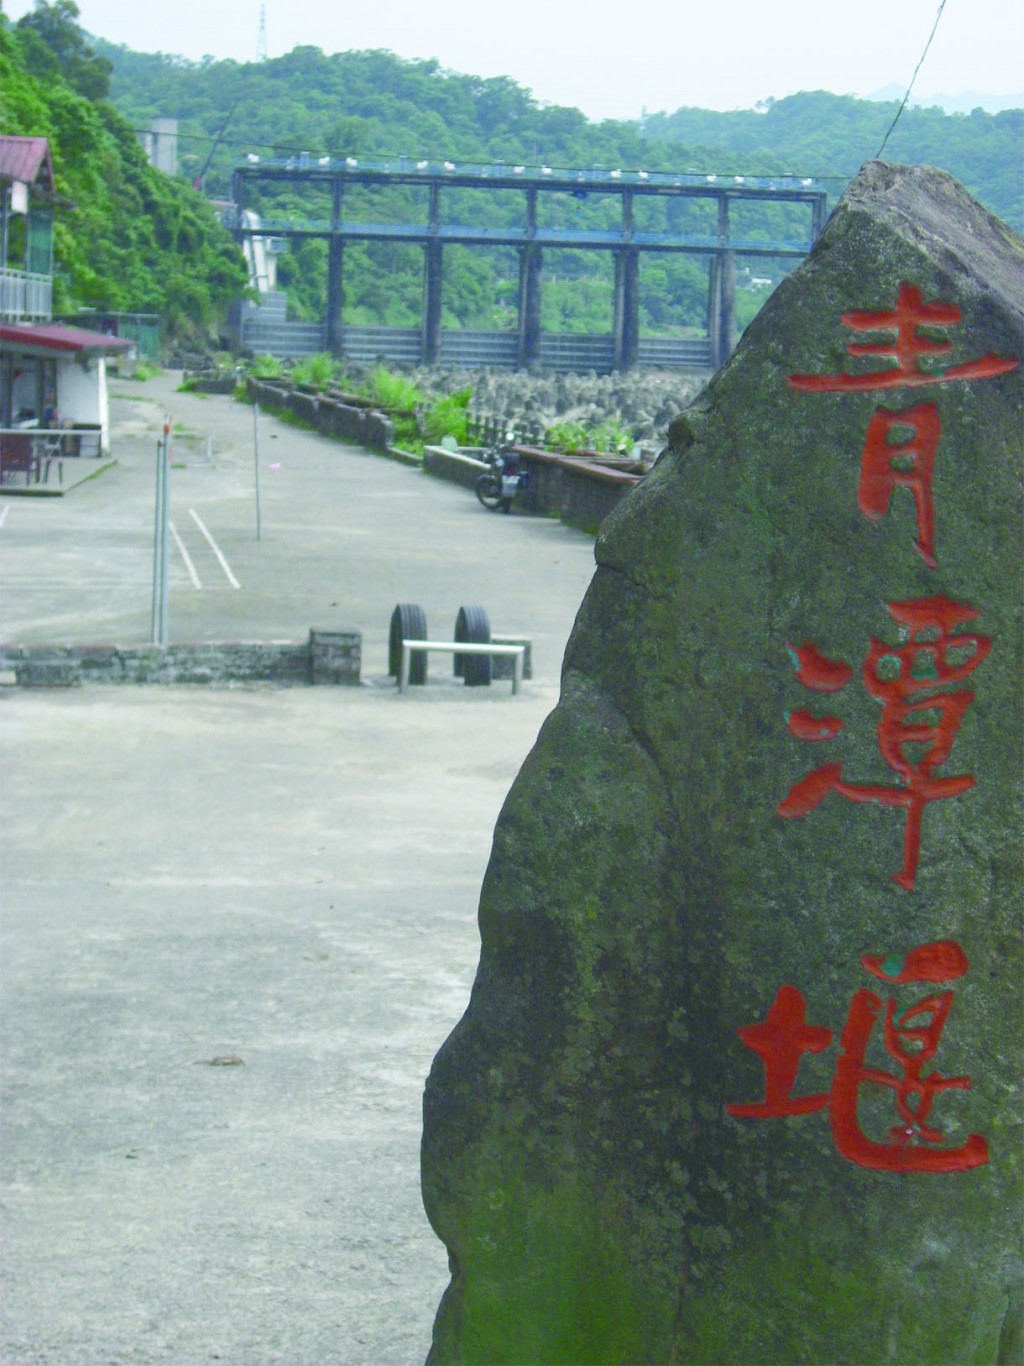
[0, 267, 53, 322]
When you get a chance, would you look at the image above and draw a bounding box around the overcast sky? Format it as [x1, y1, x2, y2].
[4, 0, 1022, 120]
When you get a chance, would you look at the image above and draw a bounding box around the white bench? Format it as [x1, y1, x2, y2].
[399, 639, 526, 694]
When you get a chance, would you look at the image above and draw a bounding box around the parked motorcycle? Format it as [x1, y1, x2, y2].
[475, 432, 528, 514]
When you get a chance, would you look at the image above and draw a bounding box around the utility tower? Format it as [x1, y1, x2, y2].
[257, 3, 268, 61]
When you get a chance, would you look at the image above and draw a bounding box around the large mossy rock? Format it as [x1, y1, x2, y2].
[421, 163, 1023, 1364]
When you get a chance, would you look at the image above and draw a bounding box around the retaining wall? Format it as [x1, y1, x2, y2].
[184, 374, 238, 395]
[550, 455, 642, 536]
[0, 630, 361, 689]
[422, 444, 643, 534]
[422, 446, 488, 489]
[246, 379, 395, 452]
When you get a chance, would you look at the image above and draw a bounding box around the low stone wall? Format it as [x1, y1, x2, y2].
[246, 378, 396, 453]
[422, 446, 488, 489]
[555, 456, 641, 535]
[184, 374, 237, 395]
[0, 629, 361, 688]
[286, 389, 320, 427]
[421, 442, 642, 534]
[515, 447, 565, 519]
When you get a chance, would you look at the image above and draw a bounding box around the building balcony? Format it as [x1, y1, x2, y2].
[0, 267, 52, 322]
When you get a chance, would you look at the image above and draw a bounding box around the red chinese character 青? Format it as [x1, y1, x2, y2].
[788, 282, 1019, 392]
[787, 283, 1018, 564]
[858, 402, 941, 566]
[778, 598, 990, 890]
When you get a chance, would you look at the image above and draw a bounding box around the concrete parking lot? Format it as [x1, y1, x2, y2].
[0, 375, 599, 1364]
[0, 371, 596, 676]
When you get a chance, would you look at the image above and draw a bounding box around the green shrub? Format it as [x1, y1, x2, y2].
[422, 386, 471, 447]
[588, 419, 634, 455]
[126, 358, 162, 382]
[545, 421, 589, 453]
[290, 352, 338, 390]
[250, 353, 284, 379]
[545, 418, 634, 455]
[392, 414, 422, 453]
[365, 366, 423, 412]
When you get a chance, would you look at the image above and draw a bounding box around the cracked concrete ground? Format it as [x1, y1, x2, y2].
[0, 374, 598, 1364]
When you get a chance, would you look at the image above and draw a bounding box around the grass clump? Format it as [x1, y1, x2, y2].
[544, 420, 589, 453]
[290, 352, 339, 390]
[545, 417, 634, 455]
[422, 386, 471, 447]
[366, 366, 423, 412]
[125, 358, 162, 382]
[250, 353, 284, 380]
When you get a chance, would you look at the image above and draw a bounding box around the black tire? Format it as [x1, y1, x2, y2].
[388, 603, 428, 684]
[454, 605, 491, 686]
[475, 471, 503, 510]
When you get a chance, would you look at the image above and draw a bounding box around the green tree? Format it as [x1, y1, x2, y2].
[0, 15, 249, 342]
[15, 0, 112, 100]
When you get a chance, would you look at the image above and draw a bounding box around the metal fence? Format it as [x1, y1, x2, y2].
[538, 335, 615, 373]
[341, 326, 421, 366]
[242, 320, 326, 359]
[0, 268, 52, 323]
[637, 337, 712, 367]
[440, 329, 519, 369]
[239, 317, 715, 373]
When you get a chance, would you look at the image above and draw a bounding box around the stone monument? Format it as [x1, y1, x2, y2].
[422, 162, 1023, 1363]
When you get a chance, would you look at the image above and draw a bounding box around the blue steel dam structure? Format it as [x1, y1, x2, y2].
[231, 156, 829, 373]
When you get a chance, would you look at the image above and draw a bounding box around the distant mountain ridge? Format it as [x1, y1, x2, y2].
[92, 40, 1022, 334]
[866, 84, 1024, 115]
[96, 41, 1022, 235]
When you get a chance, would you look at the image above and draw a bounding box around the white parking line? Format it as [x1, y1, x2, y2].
[188, 509, 240, 589]
[0, 505, 9, 529]
[169, 519, 202, 588]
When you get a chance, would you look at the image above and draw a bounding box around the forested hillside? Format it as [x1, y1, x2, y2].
[643, 94, 1021, 230]
[6, 0, 1020, 345]
[95, 38, 1022, 337]
[0, 4, 248, 340]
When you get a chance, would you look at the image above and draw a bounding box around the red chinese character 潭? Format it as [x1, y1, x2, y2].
[778, 599, 990, 890]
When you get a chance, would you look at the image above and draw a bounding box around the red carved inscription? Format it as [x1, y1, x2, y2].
[728, 944, 988, 1172]
[858, 402, 941, 566]
[778, 598, 989, 890]
[726, 985, 833, 1118]
[789, 282, 1019, 392]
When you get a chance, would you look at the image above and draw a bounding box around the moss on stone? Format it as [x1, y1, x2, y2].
[422, 163, 1024, 1364]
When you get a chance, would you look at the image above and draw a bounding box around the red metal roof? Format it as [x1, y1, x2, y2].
[0, 137, 55, 194]
[0, 323, 133, 355]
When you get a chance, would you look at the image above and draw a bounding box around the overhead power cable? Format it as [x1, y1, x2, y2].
[875, 0, 949, 159]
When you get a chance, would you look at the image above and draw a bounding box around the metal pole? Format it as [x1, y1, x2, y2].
[150, 414, 171, 645]
[159, 427, 170, 644]
[253, 403, 262, 540]
[150, 434, 163, 642]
